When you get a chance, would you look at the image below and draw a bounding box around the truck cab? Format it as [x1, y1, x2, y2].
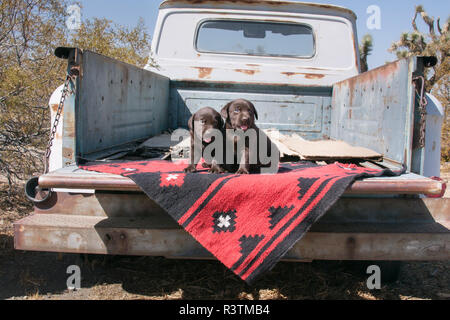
[150, 0, 360, 85]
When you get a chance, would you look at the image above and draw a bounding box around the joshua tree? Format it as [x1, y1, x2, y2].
[390, 5, 449, 161]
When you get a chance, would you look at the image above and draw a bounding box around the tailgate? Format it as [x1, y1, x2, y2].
[38, 165, 445, 196]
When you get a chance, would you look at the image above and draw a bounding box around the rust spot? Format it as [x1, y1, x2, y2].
[304, 73, 325, 79]
[281, 72, 299, 77]
[62, 112, 75, 137]
[246, 63, 260, 67]
[63, 147, 74, 159]
[104, 231, 129, 254]
[51, 104, 60, 113]
[383, 95, 394, 106]
[351, 29, 360, 72]
[299, 67, 327, 71]
[193, 67, 213, 79]
[346, 236, 356, 259]
[348, 109, 352, 119]
[281, 72, 325, 79]
[235, 69, 258, 75]
[64, 130, 75, 138]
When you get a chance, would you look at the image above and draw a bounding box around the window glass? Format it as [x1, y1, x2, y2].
[196, 20, 315, 58]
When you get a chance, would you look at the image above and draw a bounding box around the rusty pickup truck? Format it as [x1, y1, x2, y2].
[16, 0, 449, 280]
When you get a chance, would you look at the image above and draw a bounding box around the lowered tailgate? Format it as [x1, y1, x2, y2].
[38, 165, 445, 196]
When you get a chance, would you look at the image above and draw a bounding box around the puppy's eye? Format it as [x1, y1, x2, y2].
[233, 109, 240, 113]
[200, 119, 206, 124]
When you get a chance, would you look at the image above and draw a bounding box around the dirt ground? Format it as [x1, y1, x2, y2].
[0, 166, 449, 300]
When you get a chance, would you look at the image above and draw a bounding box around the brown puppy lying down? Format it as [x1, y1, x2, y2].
[221, 99, 279, 174]
[184, 107, 225, 173]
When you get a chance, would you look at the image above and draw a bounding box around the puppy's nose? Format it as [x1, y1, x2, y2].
[242, 117, 249, 124]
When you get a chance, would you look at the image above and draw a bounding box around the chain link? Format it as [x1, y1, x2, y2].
[44, 74, 73, 174]
[413, 76, 428, 149]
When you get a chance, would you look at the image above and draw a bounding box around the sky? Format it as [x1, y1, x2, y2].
[76, 0, 450, 69]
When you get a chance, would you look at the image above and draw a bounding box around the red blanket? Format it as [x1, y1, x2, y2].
[80, 160, 403, 284]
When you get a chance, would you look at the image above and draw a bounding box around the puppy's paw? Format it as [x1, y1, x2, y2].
[202, 162, 212, 169]
[236, 167, 249, 175]
[209, 165, 225, 174]
[184, 165, 197, 173]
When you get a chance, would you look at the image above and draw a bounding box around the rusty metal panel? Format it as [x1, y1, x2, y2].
[76, 50, 170, 160]
[331, 58, 417, 170]
[14, 214, 450, 261]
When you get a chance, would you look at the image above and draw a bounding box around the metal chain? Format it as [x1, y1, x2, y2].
[413, 76, 428, 148]
[43, 74, 73, 174]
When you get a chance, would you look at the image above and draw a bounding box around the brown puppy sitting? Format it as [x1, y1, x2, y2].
[184, 107, 225, 173]
[221, 99, 279, 174]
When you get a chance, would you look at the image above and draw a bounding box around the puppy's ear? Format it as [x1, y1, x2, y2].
[249, 101, 258, 120]
[217, 114, 224, 128]
[188, 114, 194, 132]
[220, 102, 231, 122]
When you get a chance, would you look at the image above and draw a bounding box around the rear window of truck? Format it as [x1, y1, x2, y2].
[196, 20, 315, 58]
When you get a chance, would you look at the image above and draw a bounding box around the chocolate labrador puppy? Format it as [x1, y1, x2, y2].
[184, 107, 225, 173]
[220, 99, 279, 174]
